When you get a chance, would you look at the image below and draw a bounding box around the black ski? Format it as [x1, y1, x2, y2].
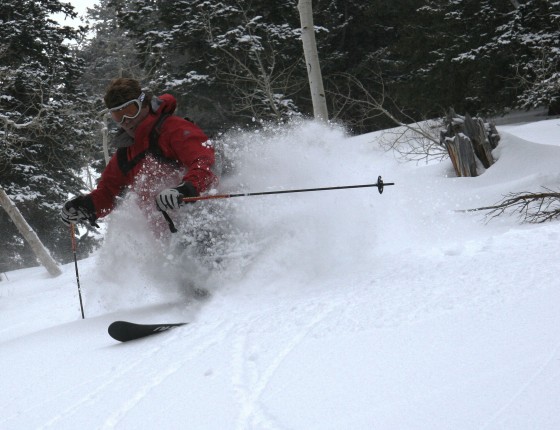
[108, 320, 187, 342]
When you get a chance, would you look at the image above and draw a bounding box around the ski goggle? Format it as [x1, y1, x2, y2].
[108, 92, 146, 124]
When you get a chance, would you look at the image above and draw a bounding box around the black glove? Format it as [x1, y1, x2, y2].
[156, 182, 198, 211]
[61, 195, 97, 226]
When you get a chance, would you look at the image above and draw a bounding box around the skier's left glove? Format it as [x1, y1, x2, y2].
[156, 182, 198, 211]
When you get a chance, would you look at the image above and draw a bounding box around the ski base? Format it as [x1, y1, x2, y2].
[108, 320, 187, 342]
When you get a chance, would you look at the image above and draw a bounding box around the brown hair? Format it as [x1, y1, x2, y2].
[104, 78, 146, 109]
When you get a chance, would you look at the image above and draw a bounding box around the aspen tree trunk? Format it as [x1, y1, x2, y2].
[101, 114, 110, 166]
[0, 186, 62, 277]
[298, 0, 328, 122]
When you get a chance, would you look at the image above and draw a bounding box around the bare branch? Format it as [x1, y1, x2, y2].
[0, 114, 41, 129]
[200, 4, 302, 121]
[327, 72, 446, 163]
[462, 188, 560, 223]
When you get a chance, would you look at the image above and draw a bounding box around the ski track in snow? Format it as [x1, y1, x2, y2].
[28, 317, 230, 430]
[479, 338, 560, 430]
[34, 339, 180, 430]
[231, 302, 337, 430]
[99, 319, 233, 429]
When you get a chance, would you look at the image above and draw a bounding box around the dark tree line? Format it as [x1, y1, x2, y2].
[81, 0, 558, 132]
[1, 0, 559, 271]
[0, 0, 99, 273]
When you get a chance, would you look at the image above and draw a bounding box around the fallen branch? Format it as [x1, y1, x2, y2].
[462, 188, 560, 223]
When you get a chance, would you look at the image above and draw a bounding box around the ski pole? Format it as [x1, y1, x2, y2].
[182, 175, 395, 203]
[160, 175, 395, 233]
[70, 224, 85, 319]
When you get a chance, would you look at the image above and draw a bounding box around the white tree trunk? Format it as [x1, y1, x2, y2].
[0, 186, 62, 277]
[101, 113, 110, 166]
[298, 0, 328, 122]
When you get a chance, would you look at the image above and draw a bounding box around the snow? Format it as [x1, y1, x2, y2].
[2, 118, 560, 429]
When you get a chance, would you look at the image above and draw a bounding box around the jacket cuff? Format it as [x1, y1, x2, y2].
[176, 182, 198, 198]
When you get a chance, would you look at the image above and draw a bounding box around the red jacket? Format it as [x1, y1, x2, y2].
[90, 94, 217, 219]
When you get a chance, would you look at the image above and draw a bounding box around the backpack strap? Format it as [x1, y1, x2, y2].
[148, 112, 172, 159]
[117, 147, 147, 175]
[116, 112, 176, 176]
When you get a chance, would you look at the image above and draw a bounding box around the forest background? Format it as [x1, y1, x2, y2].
[1, 0, 559, 272]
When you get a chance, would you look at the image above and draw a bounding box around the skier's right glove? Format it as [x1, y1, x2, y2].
[61, 195, 97, 227]
[156, 182, 198, 211]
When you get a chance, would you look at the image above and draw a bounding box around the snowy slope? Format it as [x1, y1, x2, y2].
[1, 119, 560, 430]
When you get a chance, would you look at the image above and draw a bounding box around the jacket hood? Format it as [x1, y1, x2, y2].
[151, 94, 177, 115]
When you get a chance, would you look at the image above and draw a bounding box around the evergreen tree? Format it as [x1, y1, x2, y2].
[81, 0, 145, 94]
[485, 0, 560, 113]
[382, 0, 559, 118]
[0, 0, 98, 271]
[315, 0, 421, 132]
[109, 0, 306, 131]
[383, 0, 514, 117]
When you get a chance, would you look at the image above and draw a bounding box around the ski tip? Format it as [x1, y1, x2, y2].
[107, 321, 130, 342]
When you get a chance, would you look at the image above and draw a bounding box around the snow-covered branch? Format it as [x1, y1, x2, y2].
[0, 113, 42, 129]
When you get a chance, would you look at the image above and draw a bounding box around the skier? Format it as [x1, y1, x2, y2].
[60, 78, 217, 233]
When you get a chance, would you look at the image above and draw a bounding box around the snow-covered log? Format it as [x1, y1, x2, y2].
[0, 187, 62, 277]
